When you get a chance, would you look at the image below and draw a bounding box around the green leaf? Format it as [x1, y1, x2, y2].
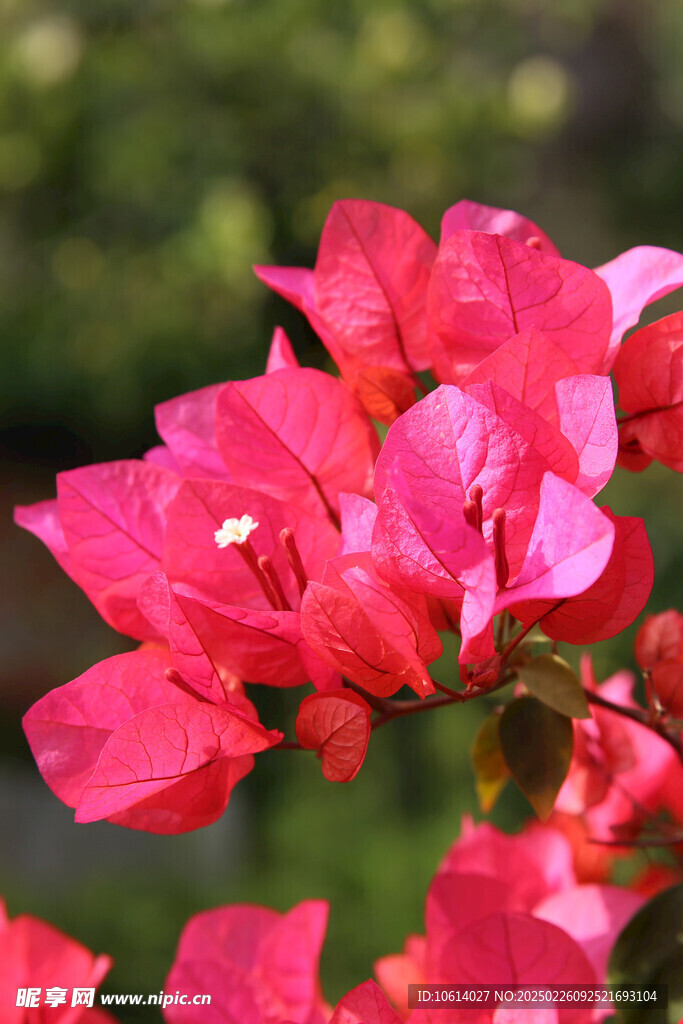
[518, 653, 591, 719]
[471, 713, 510, 813]
[499, 696, 573, 820]
[608, 883, 683, 1024]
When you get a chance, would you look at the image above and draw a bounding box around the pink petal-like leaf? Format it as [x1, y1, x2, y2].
[163, 961, 261, 1024]
[166, 901, 329, 1024]
[426, 872, 516, 974]
[329, 980, 404, 1024]
[374, 937, 426, 1019]
[462, 327, 583, 423]
[533, 884, 644, 981]
[463, 380, 580, 485]
[253, 264, 348, 370]
[266, 325, 299, 373]
[138, 572, 237, 704]
[351, 365, 417, 425]
[1, 914, 112, 1024]
[554, 376, 617, 496]
[153, 584, 317, 688]
[253, 264, 314, 312]
[498, 473, 615, 610]
[256, 900, 330, 1021]
[296, 689, 372, 782]
[440, 200, 560, 255]
[75, 702, 281, 823]
[594, 244, 683, 350]
[339, 492, 378, 555]
[374, 384, 565, 576]
[23, 648, 180, 807]
[438, 818, 576, 908]
[155, 384, 232, 480]
[512, 511, 653, 645]
[215, 368, 379, 522]
[372, 463, 496, 641]
[428, 232, 612, 381]
[107, 755, 255, 835]
[56, 460, 181, 640]
[14, 498, 75, 578]
[301, 556, 440, 699]
[439, 911, 596, 999]
[144, 444, 183, 473]
[314, 199, 437, 373]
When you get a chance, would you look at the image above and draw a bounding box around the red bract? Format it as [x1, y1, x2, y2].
[23, 648, 282, 834]
[427, 231, 613, 384]
[163, 901, 329, 1024]
[295, 689, 372, 781]
[215, 367, 380, 523]
[301, 553, 442, 698]
[613, 312, 683, 471]
[15, 461, 181, 641]
[650, 662, 683, 719]
[635, 609, 683, 669]
[256, 199, 436, 382]
[0, 900, 115, 1023]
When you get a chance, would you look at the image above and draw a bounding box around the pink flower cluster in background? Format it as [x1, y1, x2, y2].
[159, 819, 648, 1024]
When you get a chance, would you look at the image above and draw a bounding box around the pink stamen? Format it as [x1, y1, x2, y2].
[234, 539, 279, 609]
[492, 508, 509, 590]
[258, 554, 291, 611]
[280, 527, 309, 597]
[467, 484, 484, 533]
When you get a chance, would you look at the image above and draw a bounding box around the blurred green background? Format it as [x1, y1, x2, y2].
[2, 0, 683, 1019]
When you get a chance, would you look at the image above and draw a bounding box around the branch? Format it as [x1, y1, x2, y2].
[589, 832, 683, 848]
[370, 692, 463, 731]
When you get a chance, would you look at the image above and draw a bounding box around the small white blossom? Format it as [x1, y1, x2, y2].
[214, 514, 259, 547]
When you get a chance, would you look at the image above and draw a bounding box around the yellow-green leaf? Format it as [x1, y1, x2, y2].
[518, 653, 590, 719]
[499, 696, 573, 820]
[471, 714, 510, 813]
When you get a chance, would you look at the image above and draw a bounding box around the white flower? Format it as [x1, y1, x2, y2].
[214, 514, 259, 547]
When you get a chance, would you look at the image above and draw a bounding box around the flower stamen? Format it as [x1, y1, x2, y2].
[492, 507, 509, 590]
[214, 514, 259, 548]
[280, 527, 308, 598]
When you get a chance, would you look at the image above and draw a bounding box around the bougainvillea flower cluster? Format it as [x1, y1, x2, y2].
[15, 197, 683, 834]
[160, 819, 656, 1024]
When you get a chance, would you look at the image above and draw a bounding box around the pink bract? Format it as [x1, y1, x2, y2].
[23, 648, 282, 834]
[0, 900, 116, 1023]
[427, 231, 613, 383]
[163, 901, 330, 1024]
